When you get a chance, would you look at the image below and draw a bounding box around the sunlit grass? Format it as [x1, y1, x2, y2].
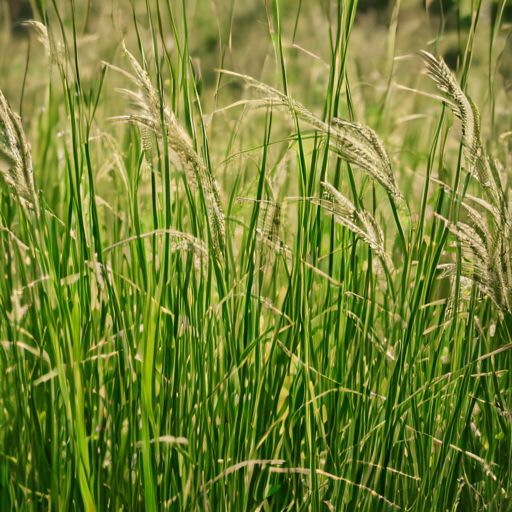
[0, 0, 511, 511]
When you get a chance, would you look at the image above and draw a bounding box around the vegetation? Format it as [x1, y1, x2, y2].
[0, 0, 511, 510]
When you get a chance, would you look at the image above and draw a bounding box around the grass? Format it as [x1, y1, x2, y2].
[0, 0, 512, 510]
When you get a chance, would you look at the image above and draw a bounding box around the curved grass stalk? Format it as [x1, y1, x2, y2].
[313, 181, 396, 299]
[421, 51, 501, 201]
[220, 69, 403, 202]
[107, 44, 225, 255]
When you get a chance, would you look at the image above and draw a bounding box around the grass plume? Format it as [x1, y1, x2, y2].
[110, 43, 225, 254]
[0, 90, 36, 207]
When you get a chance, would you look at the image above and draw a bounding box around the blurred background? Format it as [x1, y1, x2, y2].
[0, 0, 510, 232]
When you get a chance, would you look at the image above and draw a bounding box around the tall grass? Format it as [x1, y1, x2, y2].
[0, 0, 511, 510]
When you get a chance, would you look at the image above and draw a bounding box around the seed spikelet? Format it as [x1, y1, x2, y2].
[0, 90, 36, 206]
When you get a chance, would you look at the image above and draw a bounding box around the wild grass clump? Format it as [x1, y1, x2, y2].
[0, 1, 511, 512]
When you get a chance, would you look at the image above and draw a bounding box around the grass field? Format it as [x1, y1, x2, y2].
[1, 0, 512, 510]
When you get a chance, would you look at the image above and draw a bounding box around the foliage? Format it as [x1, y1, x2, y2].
[0, 0, 511, 510]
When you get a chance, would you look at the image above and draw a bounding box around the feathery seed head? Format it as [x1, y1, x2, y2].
[330, 118, 402, 202]
[22, 21, 64, 67]
[0, 90, 36, 206]
[421, 51, 498, 196]
[321, 181, 356, 219]
[22, 21, 50, 58]
[111, 44, 226, 256]
[318, 181, 394, 273]
[221, 71, 402, 202]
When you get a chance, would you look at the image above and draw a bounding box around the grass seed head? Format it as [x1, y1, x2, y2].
[318, 181, 394, 273]
[111, 43, 226, 255]
[421, 51, 498, 196]
[223, 70, 402, 202]
[0, 89, 36, 206]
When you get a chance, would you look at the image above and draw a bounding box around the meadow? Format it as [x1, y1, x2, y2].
[1, 0, 512, 510]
